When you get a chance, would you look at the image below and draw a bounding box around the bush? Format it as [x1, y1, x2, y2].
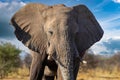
[0, 42, 21, 78]
[81, 51, 120, 72]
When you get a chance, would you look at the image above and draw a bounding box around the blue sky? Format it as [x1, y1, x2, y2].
[0, 0, 120, 54]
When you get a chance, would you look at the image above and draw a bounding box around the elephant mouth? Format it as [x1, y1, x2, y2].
[48, 52, 67, 68]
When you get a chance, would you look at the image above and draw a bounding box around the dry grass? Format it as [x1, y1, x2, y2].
[1, 67, 120, 80]
[0, 66, 29, 80]
[77, 67, 120, 80]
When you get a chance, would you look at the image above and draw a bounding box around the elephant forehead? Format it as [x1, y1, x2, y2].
[52, 5, 71, 14]
[44, 4, 72, 17]
[45, 15, 70, 31]
[44, 5, 75, 32]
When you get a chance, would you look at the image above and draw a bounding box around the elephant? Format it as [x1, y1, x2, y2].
[10, 3, 103, 80]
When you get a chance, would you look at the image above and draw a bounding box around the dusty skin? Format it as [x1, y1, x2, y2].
[11, 3, 103, 80]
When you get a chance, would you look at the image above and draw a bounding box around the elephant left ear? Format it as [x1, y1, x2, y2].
[73, 5, 104, 53]
[11, 3, 48, 54]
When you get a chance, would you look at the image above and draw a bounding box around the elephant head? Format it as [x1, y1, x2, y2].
[11, 3, 103, 80]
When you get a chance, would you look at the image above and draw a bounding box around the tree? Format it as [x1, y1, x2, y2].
[0, 42, 21, 78]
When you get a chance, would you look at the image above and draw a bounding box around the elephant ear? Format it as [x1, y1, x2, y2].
[11, 3, 48, 53]
[73, 5, 104, 53]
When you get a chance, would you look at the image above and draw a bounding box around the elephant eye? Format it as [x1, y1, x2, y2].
[48, 31, 53, 35]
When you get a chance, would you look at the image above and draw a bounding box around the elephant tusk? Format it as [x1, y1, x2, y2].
[82, 60, 87, 64]
[47, 54, 54, 61]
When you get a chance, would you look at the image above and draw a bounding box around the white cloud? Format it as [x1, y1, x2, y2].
[84, 13, 120, 54]
[91, 43, 108, 55]
[0, 38, 29, 52]
[91, 37, 120, 54]
[0, 1, 27, 52]
[0, 1, 26, 37]
[91, 13, 120, 54]
[99, 14, 120, 23]
[0, 1, 9, 8]
[91, 21, 120, 54]
[97, 13, 120, 42]
[103, 30, 120, 41]
[91, 32, 120, 54]
[98, 14, 120, 30]
[98, 16, 120, 45]
[95, 0, 108, 8]
[7, 1, 25, 12]
[113, 0, 120, 3]
[0, 1, 26, 19]
[93, 0, 110, 12]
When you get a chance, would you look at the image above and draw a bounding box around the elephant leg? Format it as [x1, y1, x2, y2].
[30, 51, 47, 80]
[43, 60, 58, 80]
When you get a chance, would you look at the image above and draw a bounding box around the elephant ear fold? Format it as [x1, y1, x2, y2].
[11, 3, 48, 53]
[73, 5, 104, 53]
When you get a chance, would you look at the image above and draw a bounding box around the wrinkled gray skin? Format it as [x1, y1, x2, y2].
[11, 3, 104, 80]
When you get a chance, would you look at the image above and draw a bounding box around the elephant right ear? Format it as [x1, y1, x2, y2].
[73, 5, 104, 53]
[11, 3, 48, 53]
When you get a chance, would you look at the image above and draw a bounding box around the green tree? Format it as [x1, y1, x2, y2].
[0, 42, 21, 78]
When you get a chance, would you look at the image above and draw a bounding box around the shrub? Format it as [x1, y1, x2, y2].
[0, 42, 21, 78]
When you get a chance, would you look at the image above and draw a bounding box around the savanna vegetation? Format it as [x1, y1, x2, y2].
[78, 52, 120, 80]
[0, 42, 21, 79]
[0, 42, 120, 80]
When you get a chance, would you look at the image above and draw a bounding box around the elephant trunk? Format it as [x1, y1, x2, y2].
[59, 51, 74, 80]
[56, 40, 79, 80]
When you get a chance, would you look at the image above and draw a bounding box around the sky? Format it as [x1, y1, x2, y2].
[0, 0, 120, 55]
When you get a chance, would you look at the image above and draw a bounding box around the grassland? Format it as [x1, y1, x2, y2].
[1, 52, 120, 80]
[1, 67, 120, 80]
[77, 67, 120, 80]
